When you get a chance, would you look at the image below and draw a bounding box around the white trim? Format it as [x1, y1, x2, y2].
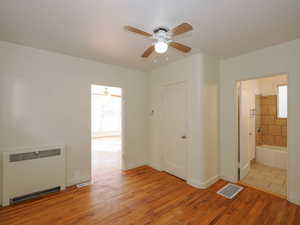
[120, 91, 126, 171]
[233, 74, 291, 201]
[149, 162, 162, 171]
[124, 161, 147, 170]
[239, 162, 250, 180]
[187, 175, 219, 189]
[233, 81, 240, 182]
[220, 174, 238, 183]
[67, 176, 91, 187]
[90, 84, 125, 184]
[288, 196, 300, 206]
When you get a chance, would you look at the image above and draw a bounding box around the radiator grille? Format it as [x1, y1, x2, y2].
[10, 187, 60, 205]
[9, 148, 61, 162]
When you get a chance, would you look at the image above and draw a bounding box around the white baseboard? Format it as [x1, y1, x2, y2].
[124, 161, 147, 170]
[67, 176, 91, 187]
[148, 162, 162, 171]
[220, 174, 238, 183]
[240, 163, 250, 180]
[288, 196, 300, 206]
[187, 175, 219, 189]
[0, 176, 91, 206]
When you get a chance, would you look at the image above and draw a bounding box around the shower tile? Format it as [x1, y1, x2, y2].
[269, 125, 282, 136]
[282, 126, 287, 136]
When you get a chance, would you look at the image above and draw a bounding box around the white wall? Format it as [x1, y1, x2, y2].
[149, 53, 219, 188]
[0, 41, 149, 203]
[258, 74, 288, 96]
[220, 38, 300, 205]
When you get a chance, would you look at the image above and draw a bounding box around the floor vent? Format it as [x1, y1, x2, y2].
[10, 187, 60, 205]
[76, 182, 91, 188]
[217, 183, 243, 199]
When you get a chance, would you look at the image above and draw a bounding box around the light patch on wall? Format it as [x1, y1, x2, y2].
[278, 85, 288, 118]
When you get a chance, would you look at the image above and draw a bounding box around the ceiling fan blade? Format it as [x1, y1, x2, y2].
[171, 23, 193, 36]
[169, 42, 192, 53]
[141, 45, 154, 58]
[124, 26, 152, 37]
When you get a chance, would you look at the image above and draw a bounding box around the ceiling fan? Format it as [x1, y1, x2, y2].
[124, 23, 193, 58]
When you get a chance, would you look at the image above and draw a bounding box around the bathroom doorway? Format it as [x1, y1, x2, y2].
[237, 74, 288, 198]
[91, 85, 123, 182]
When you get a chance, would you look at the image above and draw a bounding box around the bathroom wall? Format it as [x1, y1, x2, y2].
[255, 75, 288, 147]
[258, 75, 288, 96]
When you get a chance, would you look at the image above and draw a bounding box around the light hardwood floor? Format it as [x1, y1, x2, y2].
[0, 166, 300, 225]
[240, 162, 287, 197]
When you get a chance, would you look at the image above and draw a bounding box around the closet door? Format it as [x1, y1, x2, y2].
[161, 81, 188, 179]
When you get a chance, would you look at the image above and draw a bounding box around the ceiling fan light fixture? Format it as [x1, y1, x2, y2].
[124, 23, 193, 57]
[154, 41, 168, 54]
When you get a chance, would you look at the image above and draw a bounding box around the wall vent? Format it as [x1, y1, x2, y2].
[10, 148, 61, 162]
[10, 187, 60, 205]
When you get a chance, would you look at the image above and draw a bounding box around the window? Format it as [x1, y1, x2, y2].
[278, 85, 288, 118]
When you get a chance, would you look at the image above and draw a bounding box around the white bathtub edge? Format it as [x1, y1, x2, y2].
[256, 146, 287, 170]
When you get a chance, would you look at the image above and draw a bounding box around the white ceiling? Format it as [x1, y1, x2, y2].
[0, 0, 299, 71]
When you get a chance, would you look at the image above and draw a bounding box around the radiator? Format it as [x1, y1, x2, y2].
[2, 145, 66, 206]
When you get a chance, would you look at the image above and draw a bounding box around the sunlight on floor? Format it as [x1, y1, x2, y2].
[92, 137, 121, 182]
[92, 137, 121, 152]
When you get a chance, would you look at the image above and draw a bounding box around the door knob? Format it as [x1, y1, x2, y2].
[181, 135, 187, 139]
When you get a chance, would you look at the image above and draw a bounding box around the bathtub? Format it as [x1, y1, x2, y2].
[256, 145, 287, 169]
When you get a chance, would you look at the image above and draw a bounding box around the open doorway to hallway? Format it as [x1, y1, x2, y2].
[91, 85, 122, 182]
[237, 74, 288, 198]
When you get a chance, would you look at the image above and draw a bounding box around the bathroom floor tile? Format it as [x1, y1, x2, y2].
[240, 162, 287, 197]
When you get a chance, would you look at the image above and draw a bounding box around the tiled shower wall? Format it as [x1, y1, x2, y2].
[256, 95, 287, 147]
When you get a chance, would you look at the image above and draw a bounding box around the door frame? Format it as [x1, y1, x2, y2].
[90, 84, 125, 183]
[237, 81, 255, 180]
[235, 74, 289, 193]
[159, 80, 189, 180]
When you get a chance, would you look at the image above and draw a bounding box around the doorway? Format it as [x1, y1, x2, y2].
[161, 81, 188, 180]
[237, 74, 288, 198]
[91, 85, 122, 182]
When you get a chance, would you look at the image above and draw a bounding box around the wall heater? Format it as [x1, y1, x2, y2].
[2, 145, 66, 206]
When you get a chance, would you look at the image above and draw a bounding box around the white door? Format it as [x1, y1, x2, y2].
[239, 84, 251, 180]
[161, 82, 188, 179]
[249, 95, 256, 161]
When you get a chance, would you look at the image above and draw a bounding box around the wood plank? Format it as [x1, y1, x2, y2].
[0, 166, 299, 225]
